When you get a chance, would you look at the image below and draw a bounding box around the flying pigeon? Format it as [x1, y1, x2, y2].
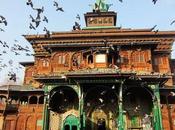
[53, 1, 64, 12]
[26, 0, 33, 8]
[0, 15, 7, 26]
[43, 16, 48, 23]
[29, 23, 36, 30]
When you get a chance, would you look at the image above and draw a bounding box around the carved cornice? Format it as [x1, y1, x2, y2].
[24, 29, 175, 55]
[24, 29, 175, 40]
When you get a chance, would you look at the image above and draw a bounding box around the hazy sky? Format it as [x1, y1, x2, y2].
[0, 0, 175, 85]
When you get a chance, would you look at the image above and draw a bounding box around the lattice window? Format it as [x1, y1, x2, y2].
[42, 60, 49, 67]
[57, 54, 67, 65]
[133, 52, 145, 63]
[154, 57, 162, 65]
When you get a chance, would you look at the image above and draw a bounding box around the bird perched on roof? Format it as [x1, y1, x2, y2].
[0, 15, 7, 26]
[150, 25, 157, 31]
[53, 1, 64, 12]
[94, 3, 100, 12]
[26, 0, 33, 8]
[73, 22, 81, 30]
[43, 16, 48, 23]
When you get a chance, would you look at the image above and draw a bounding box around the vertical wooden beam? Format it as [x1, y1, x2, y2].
[118, 80, 124, 130]
[150, 84, 163, 130]
[78, 82, 84, 130]
[42, 85, 50, 130]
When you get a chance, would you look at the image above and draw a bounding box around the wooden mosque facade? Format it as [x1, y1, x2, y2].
[1, 0, 175, 130]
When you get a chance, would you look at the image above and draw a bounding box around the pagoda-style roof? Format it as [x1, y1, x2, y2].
[24, 28, 175, 40]
[23, 28, 175, 56]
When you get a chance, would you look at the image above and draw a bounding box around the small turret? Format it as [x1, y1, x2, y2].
[83, 0, 117, 30]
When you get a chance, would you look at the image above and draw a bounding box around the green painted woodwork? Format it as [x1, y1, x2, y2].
[76, 79, 121, 84]
[78, 82, 84, 130]
[130, 116, 140, 128]
[118, 80, 124, 130]
[42, 82, 163, 130]
[63, 115, 80, 130]
[151, 84, 163, 130]
[37, 120, 43, 126]
[94, 0, 111, 12]
[42, 85, 51, 130]
[42, 85, 50, 130]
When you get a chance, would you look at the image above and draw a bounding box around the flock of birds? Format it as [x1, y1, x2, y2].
[0, 39, 32, 82]
[0, 0, 175, 83]
[26, 0, 81, 34]
[0, 0, 81, 83]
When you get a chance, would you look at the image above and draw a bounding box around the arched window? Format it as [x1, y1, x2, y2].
[29, 96, 37, 104]
[57, 54, 66, 64]
[88, 55, 93, 64]
[65, 125, 70, 130]
[72, 126, 77, 130]
[20, 96, 28, 105]
[39, 96, 44, 104]
[0, 95, 7, 104]
[11, 96, 18, 104]
[77, 55, 81, 65]
[108, 55, 113, 64]
[62, 55, 66, 64]
[132, 51, 145, 63]
[58, 55, 62, 64]
[43, 60, 49, 67]
[64, 54, 69, 66]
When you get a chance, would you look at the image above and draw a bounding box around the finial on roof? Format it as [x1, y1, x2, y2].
[93, 0, 112, 12]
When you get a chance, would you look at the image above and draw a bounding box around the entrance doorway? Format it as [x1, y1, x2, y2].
[97, 118, 106, 130]
[63, 115, 79, 130]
